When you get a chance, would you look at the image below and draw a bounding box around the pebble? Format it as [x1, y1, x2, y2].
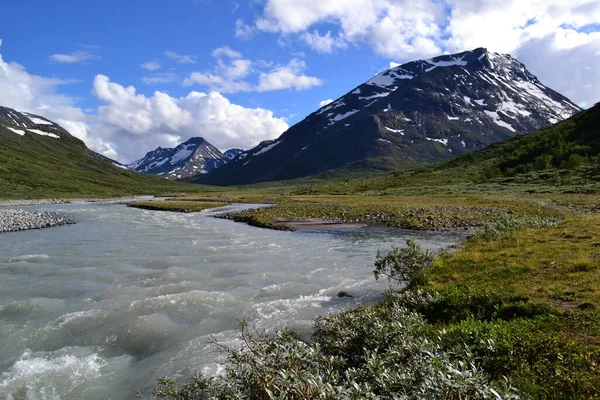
[0, 209, 76, 233]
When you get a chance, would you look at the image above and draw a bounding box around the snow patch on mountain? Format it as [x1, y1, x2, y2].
[27, 129, 60, 139]
[170, 147, 194, 164]
[359, 92, 391, 101]
[26, 116, 53, 125]
[254, 140, 282, 156]
[7, 127, 25, 136]
[424, 55, 468, 72]
[426, 137, 449, 146]
[385, 127, 404, 135]
[329, 109, 359, 125]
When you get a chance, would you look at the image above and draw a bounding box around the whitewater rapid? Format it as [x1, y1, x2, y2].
[0, 203, 467, 399]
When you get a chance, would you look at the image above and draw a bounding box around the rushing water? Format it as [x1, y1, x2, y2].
[0, 203, 468, 399]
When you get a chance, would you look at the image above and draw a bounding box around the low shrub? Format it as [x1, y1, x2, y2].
[474, 215, 562, 241]
[373, 239, 434, 288]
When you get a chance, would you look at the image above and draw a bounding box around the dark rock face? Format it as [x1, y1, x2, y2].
[223, 148, 244, 161]
[128, 137, 238, 180]
[199, 48, 581, 185]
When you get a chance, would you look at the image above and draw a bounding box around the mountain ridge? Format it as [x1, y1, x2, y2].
[197, 47, 581, 186]
[128, 137, 244, 180]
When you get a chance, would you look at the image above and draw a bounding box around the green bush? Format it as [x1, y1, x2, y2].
[155, 295, 519, 400]
[373, 239, 434, 288]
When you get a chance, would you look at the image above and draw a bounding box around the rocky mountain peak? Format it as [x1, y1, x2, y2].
[128, 137, 241, 180]
[199, 48, 581, 186]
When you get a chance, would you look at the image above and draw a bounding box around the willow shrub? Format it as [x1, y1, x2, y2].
[373, 239, 434, 289]
[154, 291, 519, 400]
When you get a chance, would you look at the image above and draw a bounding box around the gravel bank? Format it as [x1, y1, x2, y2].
[0, 199, 70, 207]
[0, 209, 76, 233]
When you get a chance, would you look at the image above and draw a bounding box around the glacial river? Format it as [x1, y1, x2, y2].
[0, 203, 467, 399]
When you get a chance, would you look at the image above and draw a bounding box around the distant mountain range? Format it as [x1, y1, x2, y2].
[197, 47, 581, 186]
[128, 137, 243, 180]
[0, 106, 189, 198]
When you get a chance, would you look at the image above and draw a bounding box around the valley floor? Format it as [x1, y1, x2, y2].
[126, 190, 600, 399]
[4, 188, 600, 398]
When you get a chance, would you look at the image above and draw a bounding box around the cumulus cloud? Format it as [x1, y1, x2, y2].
[184, 48, 322, 93]
[301, 30, 347, 53]
[93, 75, 289, 162]
[0, 44, 288, 163]
[235, 18, 256, 39]
[257, 59, 323, 91]
[248, 0, 600, 106]
[140, 61, 161, 71]
[165, 50, 197, 64]
[318, 99, 333, 107]
[212, 46, 242, 59]
[49, 50, 100, 63]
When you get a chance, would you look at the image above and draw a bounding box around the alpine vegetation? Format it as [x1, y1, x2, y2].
[153, 242, 520, 400]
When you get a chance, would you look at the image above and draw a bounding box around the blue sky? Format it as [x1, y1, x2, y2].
[1, 0, 599, 163]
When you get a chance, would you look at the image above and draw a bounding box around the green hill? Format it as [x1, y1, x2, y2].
[449, 101, 599, 178]
[0, 107, 200, 199]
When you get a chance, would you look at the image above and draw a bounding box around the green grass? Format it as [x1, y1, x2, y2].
[0, 127, 211, 199]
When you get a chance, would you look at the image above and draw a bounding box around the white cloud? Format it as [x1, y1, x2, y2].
[93, 75, 289, 162]
[248, 0, 600, 106]
[515, 34, 600, 109]
[235, 18, 256, 39]
[301, 30, 347, 53]
[184, 48, 322, 93]
[319, 99, 333, 107]
[142, 72, 179, 84]
[0, 44, 288, 163]
[183, 72, 254, 93]
[49, 50, 100, 63]
[165, 50, 197, 64]
[212, 46, 242, 59]
[140, 61, 161, 71]
[257, 58, 323, 91]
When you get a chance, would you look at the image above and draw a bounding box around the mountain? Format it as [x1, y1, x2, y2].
[0, 106, 193, 198]
[197, 47, 581, 186]
[223, 148, 244, 161]
[128, 138, 242, 180]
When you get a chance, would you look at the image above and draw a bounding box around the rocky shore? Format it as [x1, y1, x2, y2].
[0, 209, 76, 233]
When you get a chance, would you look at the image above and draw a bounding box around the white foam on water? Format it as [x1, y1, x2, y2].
[8, 254, 50, 263]
[0, 203, 469, 398]
[0, 348, 117, 398]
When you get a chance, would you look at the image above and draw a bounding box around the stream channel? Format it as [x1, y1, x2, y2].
[0, 202, 468, 399]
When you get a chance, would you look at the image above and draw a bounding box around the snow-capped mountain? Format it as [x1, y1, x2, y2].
[0, 106, 69, 140]
[198, 48, 581, 185]
[128, 137, 240, 179]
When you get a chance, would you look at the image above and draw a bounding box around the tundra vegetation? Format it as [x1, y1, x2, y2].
[149, 194, 600, 399]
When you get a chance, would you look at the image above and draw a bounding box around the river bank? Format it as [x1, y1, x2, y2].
[0, 208, 76, 233]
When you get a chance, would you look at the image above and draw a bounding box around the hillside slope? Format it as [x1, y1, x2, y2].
[448, 102, 600, 176]
[0, 106, 196, 199]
